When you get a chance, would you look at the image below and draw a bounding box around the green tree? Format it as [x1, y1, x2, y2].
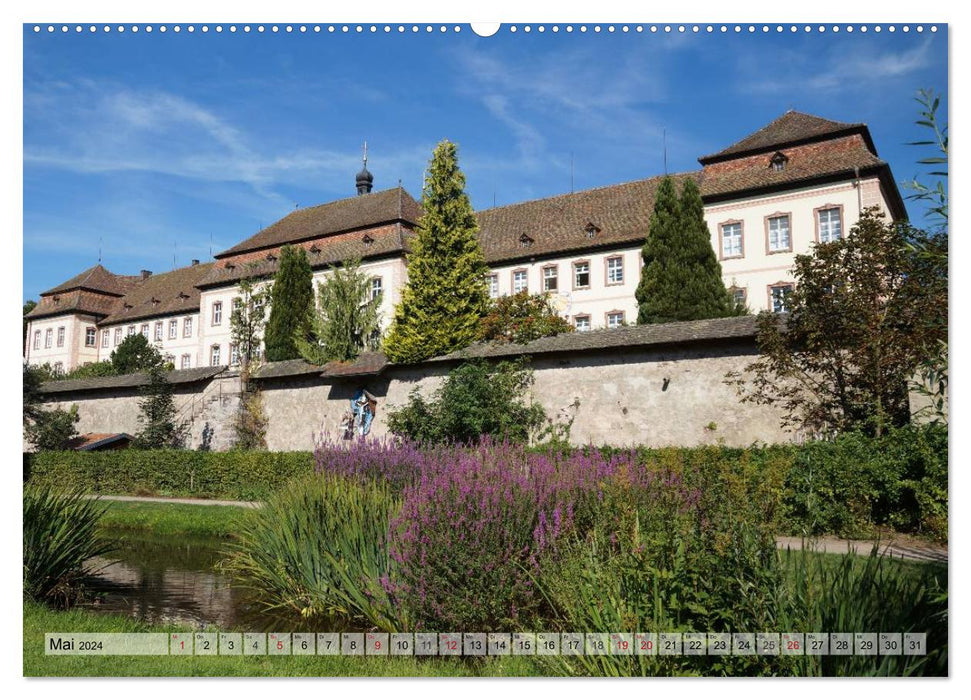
[384, 140, 490, 363]
[729, 208, 947, 437]
[636, 177, 742, 324]
[230, 274, 271, 374]
[478, 291, 574, 345]
[23, 300, 36, 350]
[133, 365, 187, 449]
[25, 404, 80, 451]
[296, 258, 381, 364]
[386, 358, 546, 445]
[264, 245, 314, 362]
[23, 363, 45, 427]
[110, 333, 166, 374]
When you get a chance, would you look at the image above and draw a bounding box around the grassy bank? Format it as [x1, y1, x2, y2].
[23, 602, 543, 677]
[97, 500, 247, 538]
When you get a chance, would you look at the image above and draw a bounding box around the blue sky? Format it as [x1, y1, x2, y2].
[23, 24, 947, 301]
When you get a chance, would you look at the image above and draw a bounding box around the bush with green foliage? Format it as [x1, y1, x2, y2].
[297, 259, 381, 364]
[133, 365, 187, 449]
[384, 140, 490, 363]
[636, 177, 743, 324]
[386, 358, 546, 445]
[23, 485, 110, 606]
[27, 450, 314, 501]
[110, 333, 167, 374]
[784, 424, 947, 540]
[223, 474, 403, 631]
[25, 404, 80, 451]
[478, 291, 574, 345]
[264, 245, 314, 362]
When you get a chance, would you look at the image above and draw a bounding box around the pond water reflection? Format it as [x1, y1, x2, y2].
[82, 533, 354, 632]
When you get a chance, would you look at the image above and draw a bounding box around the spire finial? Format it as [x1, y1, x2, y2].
[356, 140, 374, 195]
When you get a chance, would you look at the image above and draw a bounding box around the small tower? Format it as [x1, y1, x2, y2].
[356, 141, 374, 195]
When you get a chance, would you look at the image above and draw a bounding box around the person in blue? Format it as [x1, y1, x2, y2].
[350, 389, 377, 437]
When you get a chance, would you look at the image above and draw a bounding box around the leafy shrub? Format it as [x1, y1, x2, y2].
[27, 450, 314, 501]
[478, 291, 574, 345]
[25, 404, 80, 451]
[223, 474, 403, 631]
[387, 358, 546, 445]
[23, 485, 111, 605]
[784, 424, 947, 539]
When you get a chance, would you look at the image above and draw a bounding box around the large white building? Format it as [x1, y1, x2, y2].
[25, 111, 905, 374]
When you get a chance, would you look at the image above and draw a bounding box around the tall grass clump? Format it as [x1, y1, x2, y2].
[23, 485, 111, 606]
[223, 474, 403, 631]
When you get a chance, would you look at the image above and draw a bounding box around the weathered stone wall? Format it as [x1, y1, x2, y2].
[36, 341, 794, 452]
[39, 374, 242, 451]
[257, 339, 791, 451]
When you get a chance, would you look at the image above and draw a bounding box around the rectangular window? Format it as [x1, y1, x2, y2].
[574, 315, 591, 332]
[370, 277, 383, 302]
[212, 301, 222, 326]
[53, 362, 63, 375]
[33, 330, 40, 350]
[770, 284, 793, 313]
[818, 207, 842, 243]
[56, 327, 65, 347]
[184, 317, 193, 337]
[721, 222, 743, 258]
[169, 319, 178, 339]
[154, 322, 163, 341]
[180, 354, 191, 370]
[607, 311, 625, 329]
[487, 274, 499, 298]
[127, 325, 135, 337]
[210, 345, 221, 366]
[101, 329, 110, 348]
[140, 324, 149, 337]
[542, 266, 558, 292]
[767, 214, 791, 252]
[44, 329, 52, 348]
[731, 287, 747, 306]
[513, 269, 528, 294]
[606, 256, 624, 285]
[574, 261, 590, 289]
[230, 344, 240, 367]
[85, 327, 96, 347]
[114, 328, 122, 345]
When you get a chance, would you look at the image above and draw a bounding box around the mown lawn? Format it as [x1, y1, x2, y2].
[96, 500, 249, 538]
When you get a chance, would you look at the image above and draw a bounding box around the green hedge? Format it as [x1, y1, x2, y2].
[25, 450, 314, 501]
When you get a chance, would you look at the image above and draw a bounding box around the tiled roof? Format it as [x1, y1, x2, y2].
[699, 111, 871, 163]
[252, 358, 322, 380]
[428, 315, 761, 364]
[39, 366, 226, 394]
[476, 172, 699, 265]
[215, 187, 421, 258]
[197, 228, 411, 289]
[253, 352, 388, 382]
[40, 264, 138, 296]
[698, 136, 887, 199]
[100, 263, 215, 325]
[26, 289, 123, 320]
[63, 432, 133, 450]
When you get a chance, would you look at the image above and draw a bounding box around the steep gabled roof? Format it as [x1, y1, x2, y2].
[100, 262, 215, 325]
[40, 264, 138, 297]
[215, 187, 421, 259]
[476, 172, 699, 265]
[698, 111, 875, 164]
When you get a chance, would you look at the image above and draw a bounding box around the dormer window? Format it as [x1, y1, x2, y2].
[226, 262, 236, 270]
[151, 297, 161, 307]
[584, 222, 600, 239]
[770, 151, 789, 172]
[178, 291, 190, 300]
[362, 234, 374, 247]
[266, 253, 277, 262]
[519, 233, 534, 249]
[52, 295, 60, 306]
[309, 244, 321, 254]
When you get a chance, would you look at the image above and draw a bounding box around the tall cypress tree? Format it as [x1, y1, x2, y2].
[636, 177, 741, 324]
[384, 140, 490, 364]
[264, 245, 314, 361]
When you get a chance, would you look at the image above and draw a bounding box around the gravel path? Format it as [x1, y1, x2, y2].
[86, 494, 261, 509]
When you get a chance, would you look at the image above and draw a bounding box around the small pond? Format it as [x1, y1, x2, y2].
[82, 532, 355, 632]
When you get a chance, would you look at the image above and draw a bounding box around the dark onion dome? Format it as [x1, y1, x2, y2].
[356, 165, 374, 195]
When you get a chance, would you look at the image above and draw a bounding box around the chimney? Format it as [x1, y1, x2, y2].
[191, 259, 200, 266]
[140, 269, 152, 279]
